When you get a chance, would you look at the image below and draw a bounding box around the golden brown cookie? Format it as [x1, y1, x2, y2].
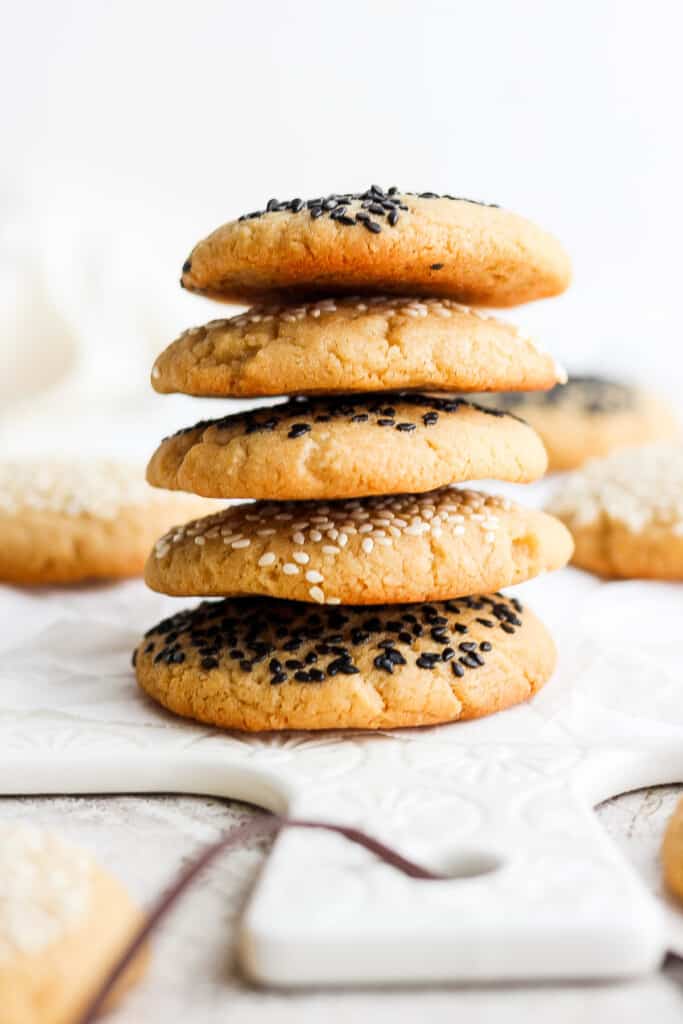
[470, 376, 678, 471]
[145, 486, 573, 605]
[0, 459, 218, 585]
[662, 797, 683, 904]
[0, 822, 146, 1024]
[146, 394, 548, 501]
[134, 592, 556, 731]
[151, 296, 565, 398]
[547, 442, 683, 579]
[180, 187, 571, 307]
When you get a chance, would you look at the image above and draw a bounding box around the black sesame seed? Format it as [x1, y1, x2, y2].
[396, 422, 416, 432]
[337, 215, 356, 226]
[377, 418, 395, 427]
[398, 631, 413, 644]
[309, 668, 325, 682]
[288, 423, 312, 440]
[201, 657, 219, 670]
[269, 658, 282, 673]
[451, 661, 465, 678]
[416, 653, 440, 669]
[423, 412, 439, 426]
[459, 642, 477, 652]
[182, 258, 192, 273]
[364, 219, 382, 233]
[271, 672, 287, 685]
[239, 659, 252, 672]
[285, 659, 303, 670]
[441, 647, 455, 662]
[476, 618, 495, 628]
[131, 649, 137, 667]
[480, 642, 492, 652]
[310, 207, 323, 219]
[501, 623, 516, 634]
[430, 263, 444, 270]
[295, 670, 311, 683]
[388, 209, 399, 225]
[374, 655, 394, 674]
[144, 641, 154, 654]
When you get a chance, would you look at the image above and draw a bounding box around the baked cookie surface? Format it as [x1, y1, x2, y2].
[471, 376, 678, 471]
[547, 442, 683, 579]
[0, 459, 217, 585]
[135, 593, 556, 731]
[662, 797, 683, 904]
[152, 296, 565, 398]
[0, 822, 146, 1024]
[180, 187, 571, 307]
[145, 486, 573, 605]
[147, 394, 548, 501]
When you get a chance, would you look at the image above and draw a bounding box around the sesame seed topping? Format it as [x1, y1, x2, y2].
[548, 442, 683, 534]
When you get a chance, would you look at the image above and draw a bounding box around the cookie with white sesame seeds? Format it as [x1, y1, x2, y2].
[0, 822, 147, 1024]
[144, 486, 573, 605]
[0, 459, 218, 585]
[134, 593, 556, 731]
[146, 393, 548, 501]
[547, 442, 683, 579]
[151, 296, 564, 398]
[470, 376, 678, 471]
[180, 187, 571, 307]
[662, 797, 683, 905]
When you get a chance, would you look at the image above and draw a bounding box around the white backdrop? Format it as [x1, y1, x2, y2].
[1, 0, 681, 457]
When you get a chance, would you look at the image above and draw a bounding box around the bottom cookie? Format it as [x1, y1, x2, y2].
[134, 593, 556, 731]
[0, 823, 147, 1024]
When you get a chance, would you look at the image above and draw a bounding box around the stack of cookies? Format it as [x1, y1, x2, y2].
[134, 187, 574, 731]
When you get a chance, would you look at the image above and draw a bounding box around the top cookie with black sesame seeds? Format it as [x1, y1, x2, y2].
[146, 393, 548, 501]
[470, 376, 678, 471]
[134, 593, 556, 731]
[144, 485, 573, 606]
[151, 296, 564, 399]
[180, 187, 571, 307]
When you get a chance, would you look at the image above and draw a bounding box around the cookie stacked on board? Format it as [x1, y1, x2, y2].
[135, 187, 573, 731]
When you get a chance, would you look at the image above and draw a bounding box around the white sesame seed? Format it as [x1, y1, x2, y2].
[310, 530, 322, 542]
[322, 545, 340, 555]
[309, 586, 325, 603]
[293, 532, 305, 545]
[258, 552, 276, 567]
[283, 563, 299, 575]
[293, 551, 310, 564]
[194, 536, 206, 546]
[305, 570, 324, 583]
[232, 539, 250, 549]
[361, 538, 374, 554]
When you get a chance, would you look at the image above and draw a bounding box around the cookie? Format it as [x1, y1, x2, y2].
[547, 442, 683, 579]
[0, 459, 218, 585]
[662, 797, 683, 904]
[146, 394, 548, 501]
[145, 486, 573, 605]
[180, 187, 571, 307]
[134, 592, 556, 731]
[151, 296, 565, 398]
[470, 376, 678, 471]
[0, 822, 146, 1024]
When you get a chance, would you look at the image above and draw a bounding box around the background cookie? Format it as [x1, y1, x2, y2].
[152, 296, 565, 398]
[547, 442, 683, 579]
[145, 486, 573, 605]
[662, 797, 683, 905]
[180, 187, 571, 306]
[0, 822, 146, 1024]
[470, 376, 678, 471]
[147, 394, 548, 501]
[135, 593, 556, 731]
[0, 459, 218, 585]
